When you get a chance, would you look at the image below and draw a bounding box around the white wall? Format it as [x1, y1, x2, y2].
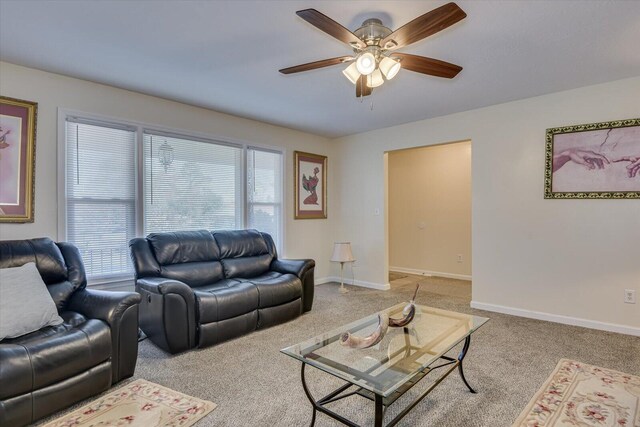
[0, 62, 336, 279]
[334, 76, 640, 333]
[388, 142, 472, 279]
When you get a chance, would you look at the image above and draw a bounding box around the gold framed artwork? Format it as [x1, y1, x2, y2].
[544, 118, 639, 199]
[294, 151, 327, 219]
[0, 96, 38, 222]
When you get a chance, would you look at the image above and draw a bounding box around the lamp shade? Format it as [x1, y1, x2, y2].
[342, 62, 361, 85]
[379, 56, 401, 80]
[356, 52, 376, 76]
[330, 242, 355, 263]
[367, 69, 384, 88]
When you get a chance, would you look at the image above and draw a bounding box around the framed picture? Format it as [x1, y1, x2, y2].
[0, 96, 38, 222]
[294, 151, 327, 219]
[544, 118, 640, 199]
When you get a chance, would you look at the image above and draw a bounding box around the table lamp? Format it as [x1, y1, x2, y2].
[331, 242, 355, 294]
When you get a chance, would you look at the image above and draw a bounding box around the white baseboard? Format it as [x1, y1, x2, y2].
[470, 301, 640, 337]
[315, 276, 390, 291]
[390, 266, 471, 281]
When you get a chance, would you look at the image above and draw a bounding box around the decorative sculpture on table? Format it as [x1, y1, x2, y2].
[340, 284, 420, 349]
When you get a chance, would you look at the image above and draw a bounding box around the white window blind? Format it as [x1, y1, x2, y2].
[143, 132, 243, 234]
[65, 119, 136, 278]
[247, 148, 283, 252]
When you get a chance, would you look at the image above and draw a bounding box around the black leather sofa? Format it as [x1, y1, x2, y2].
[0, 238, 141, 427]
[129, 229, 315, 354]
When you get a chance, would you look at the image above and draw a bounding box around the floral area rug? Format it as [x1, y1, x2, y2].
[513, 359, 640, 426]
[42, 379, 217, 427]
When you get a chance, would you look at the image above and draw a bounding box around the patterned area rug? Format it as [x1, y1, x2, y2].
[42, 379, 216, 427]
[513, 359, 640, 426]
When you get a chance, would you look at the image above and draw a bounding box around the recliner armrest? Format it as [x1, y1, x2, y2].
[271, 258, 315, 312]
[68, 288, 141, 383]
[136, 277, 194, 301]
[135, 277, 197, 354]
[68, 288, 140, 329]
[271, 259, 315, 279]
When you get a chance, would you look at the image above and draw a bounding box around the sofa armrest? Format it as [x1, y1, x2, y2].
[271, 259, 315, 278]
[271, 259, 315, 313]
[68, 288, 141, 383]
[135, 277, 197, 354]
[137, 277, 194, 299]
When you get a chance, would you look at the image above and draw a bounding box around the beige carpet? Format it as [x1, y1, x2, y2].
[390, 271, 472, 299]
[513, 359, 640, 426]
[37, 278, 640, 426]
[42, 379, 216, 427]
[388, 271, 408, 282]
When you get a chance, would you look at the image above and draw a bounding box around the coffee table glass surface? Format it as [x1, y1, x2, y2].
[281, 303, 489, 397]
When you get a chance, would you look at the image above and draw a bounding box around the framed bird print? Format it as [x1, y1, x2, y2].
[0, 96, 38, 222]
[294, 151, 327, 219]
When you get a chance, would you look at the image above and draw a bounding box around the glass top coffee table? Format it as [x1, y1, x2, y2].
[281, 303, 489, 427]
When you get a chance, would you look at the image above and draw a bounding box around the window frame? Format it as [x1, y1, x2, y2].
[57, 108, 286, 285]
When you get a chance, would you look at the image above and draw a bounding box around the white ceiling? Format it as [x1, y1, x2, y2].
[1, 1, 639, 138]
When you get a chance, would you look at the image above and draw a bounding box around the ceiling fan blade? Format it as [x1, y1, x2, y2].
[380, 2, 466, 50]
[355, 75, 373, 97]
[279, 56, 354, 74]
[393, 53, 462, 78]
[296, 9, 366, 49]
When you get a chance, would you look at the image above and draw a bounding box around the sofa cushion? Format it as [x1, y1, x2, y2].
[220, 254, 272, 279]
[0, 238, 68, 284]
[194, 281, 259, 323]
[213, 229, 269, 258]
[0, 311, 111, 400]
[148, 230, 221, 265]
[0, 263, 63, 340]
[242, 273, 302, 308]
[160, 261, 224, 288]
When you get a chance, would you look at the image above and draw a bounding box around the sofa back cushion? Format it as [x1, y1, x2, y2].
[148, 230, 220, 264]
[0, 238, 86, 311]
[147, 230, 224, 287]
[213, 230, 273, 279]
[0, 238, 67, 283]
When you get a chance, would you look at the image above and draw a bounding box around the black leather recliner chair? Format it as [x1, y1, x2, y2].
[0, 238, 141, 427]
[130, 229, 315, 354]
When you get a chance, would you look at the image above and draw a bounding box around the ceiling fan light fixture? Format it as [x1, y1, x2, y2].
[367, 69, 384, 88]
[380, 56, 401, 80]
[356, 52, 376, 76]
[342, 62, 361, 85]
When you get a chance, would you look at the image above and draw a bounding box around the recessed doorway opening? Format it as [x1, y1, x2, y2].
[385, 140, 472, 301]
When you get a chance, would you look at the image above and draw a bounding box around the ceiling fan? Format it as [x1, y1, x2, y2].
[279, 2, 466, 98]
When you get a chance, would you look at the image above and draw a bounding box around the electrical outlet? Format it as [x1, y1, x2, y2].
[457, 254, 463, 263]
[624, 289, 636, 304]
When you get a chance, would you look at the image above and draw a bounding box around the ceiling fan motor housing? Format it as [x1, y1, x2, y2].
[354, 18, 393, 47]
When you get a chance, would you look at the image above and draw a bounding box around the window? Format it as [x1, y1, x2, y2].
[64, 119, 136, 279]
[62, 113, 283, 281]
[247, 148, 283, 250]
[143, 132, 243, 234]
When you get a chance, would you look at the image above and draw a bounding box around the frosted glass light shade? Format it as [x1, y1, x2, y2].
[342, 62, 361, 85]
[379, 56, 401, 80]
[356, 52, 376, 75]
[331, 242, 355, 263]
[367, 69, 384, 88]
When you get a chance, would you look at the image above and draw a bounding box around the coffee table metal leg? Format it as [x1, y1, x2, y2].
[301, 363, 317, 426]
[457, 336, 476, 393]
[374, 394, 384, 427]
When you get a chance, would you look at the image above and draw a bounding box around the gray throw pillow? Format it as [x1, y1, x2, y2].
[0, 262, 64, 340]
